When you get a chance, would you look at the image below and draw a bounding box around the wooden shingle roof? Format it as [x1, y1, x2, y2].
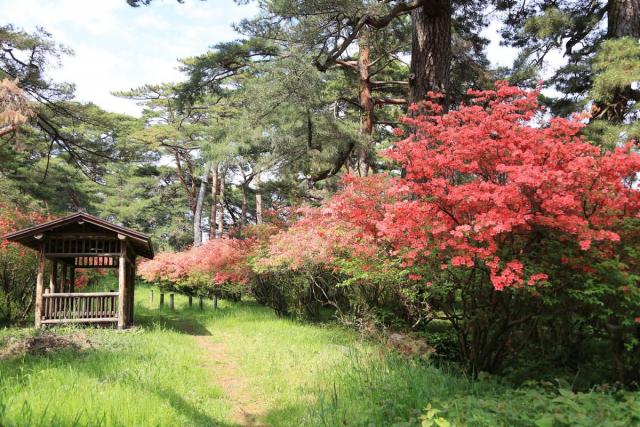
[3, 211, 154, 259]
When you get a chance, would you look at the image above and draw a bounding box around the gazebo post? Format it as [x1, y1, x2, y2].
[49, 259, 57, 293]
[118, 237, 127, 330]
[34, 246, 45, 329]
[69, 263, 75, 293]
[61, 263, 68, 293]
[129, 257, 136, 327]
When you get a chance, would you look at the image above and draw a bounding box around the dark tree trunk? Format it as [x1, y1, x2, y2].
[241, 183, 248, 226]
[408, 0, 452, 106]
[357, 30, 374, 177]
[608, 0, 640, 38]
[597, 0, 640, 123]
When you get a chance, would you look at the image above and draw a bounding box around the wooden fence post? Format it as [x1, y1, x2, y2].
[212, 295, 218, 310]
[199, 296, 203, 310]
[150, 289, 154, 304]
[188, 295, 193, 307]
[159, 293, 164, 309]
[169, 293, 175, 310]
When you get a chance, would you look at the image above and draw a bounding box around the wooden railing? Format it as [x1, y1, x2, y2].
[42, 292, 119, 324]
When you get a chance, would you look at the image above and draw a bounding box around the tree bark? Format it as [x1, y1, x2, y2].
[217, 170, 225, 237]
[174, 151, 197, 215]
[596, 0, 640, 123]
[357, 29, 374, 177]
[193, 172, 208, 246]
[241, 183, 249, 226]
[608, 0, 640, 38]
[408, 0, 452, 106]
[210, 164, 219, 239]
[255, 173, 263, 224]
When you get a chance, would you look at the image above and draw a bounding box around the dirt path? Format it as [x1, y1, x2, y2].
[194, 335, 266, 426]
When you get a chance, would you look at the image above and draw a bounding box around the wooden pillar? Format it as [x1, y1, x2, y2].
[169, 293, 175, 310]
[61, 263, 68, 293]
[199, 296, 203, 310]
[118, 240, 127, 330]
[150, 289, 154, 304]
[49, 259, 57, 293]
[159, 293, 165, 308]
[34, 246, 45, 329]
[188, 295, 193, 307]
[122, 262, 129, 326]
[69, 263, 75, 293]
[129, 259, 136, 326]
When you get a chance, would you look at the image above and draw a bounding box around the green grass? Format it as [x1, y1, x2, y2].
[1, 283, 639, 426]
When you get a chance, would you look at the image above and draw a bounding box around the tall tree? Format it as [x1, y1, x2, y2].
[499, 0, 640, 144]
[116, 84, 214, 244]
[0, 25, 129, 175]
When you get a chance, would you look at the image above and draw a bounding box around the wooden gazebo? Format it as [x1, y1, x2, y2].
[3, 212, 154, 329]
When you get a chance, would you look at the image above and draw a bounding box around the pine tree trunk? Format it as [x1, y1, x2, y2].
[241, 183, 248, 226]
[174, 151, 197, 215]
[255, 173, 263, 224]
[357, 29, 373, 177]
[408, 0, 452, 106]
[210, 164, 219, 239]
[598, 0, 640, 123]
[217, 171, 225, 237]
[193, 172, 208, 246]
[608, 0, 640, 38]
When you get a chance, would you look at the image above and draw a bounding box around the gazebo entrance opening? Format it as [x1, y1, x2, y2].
[3, 212, 154, 329]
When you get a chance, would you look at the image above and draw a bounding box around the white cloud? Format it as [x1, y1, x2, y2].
[483, 20, 518, 68]
[1, 0, 257, 116]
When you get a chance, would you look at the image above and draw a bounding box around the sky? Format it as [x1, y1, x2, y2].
[1, 1, 560, 117]
[1, 0, 259, 115]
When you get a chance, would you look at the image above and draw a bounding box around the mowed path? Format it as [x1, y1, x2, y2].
[168, 317, 266, 425]
[159, 300, 358, 427]
[195, 335, 266, 426]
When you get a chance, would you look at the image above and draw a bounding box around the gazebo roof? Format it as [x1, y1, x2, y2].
[3, 211, 154, 259]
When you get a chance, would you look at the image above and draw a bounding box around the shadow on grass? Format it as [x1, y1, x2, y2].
[134, 305, 213, 336]
[1, 331, 240, 425]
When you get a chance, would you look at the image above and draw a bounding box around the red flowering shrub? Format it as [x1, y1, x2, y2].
[382, 82, 640, 290]
[255, 82, 640, 377]
[0, 202, 49, 325]
[138, 232, 263, 299]
[256, 174, 394, 272]
[252, 175, 412, 320]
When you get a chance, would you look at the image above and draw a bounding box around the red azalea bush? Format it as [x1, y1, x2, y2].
[381, 82, 639, 291]
[138, 234, 261, 299]
[256, 174, 394, 272]
[255, 82, 640, 378]
[0, 202, 49, 325]
[379, 83, 640, 376]
[252, 175, 411, 320]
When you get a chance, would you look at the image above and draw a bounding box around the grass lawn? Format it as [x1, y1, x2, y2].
[1, 284, 639, 426]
